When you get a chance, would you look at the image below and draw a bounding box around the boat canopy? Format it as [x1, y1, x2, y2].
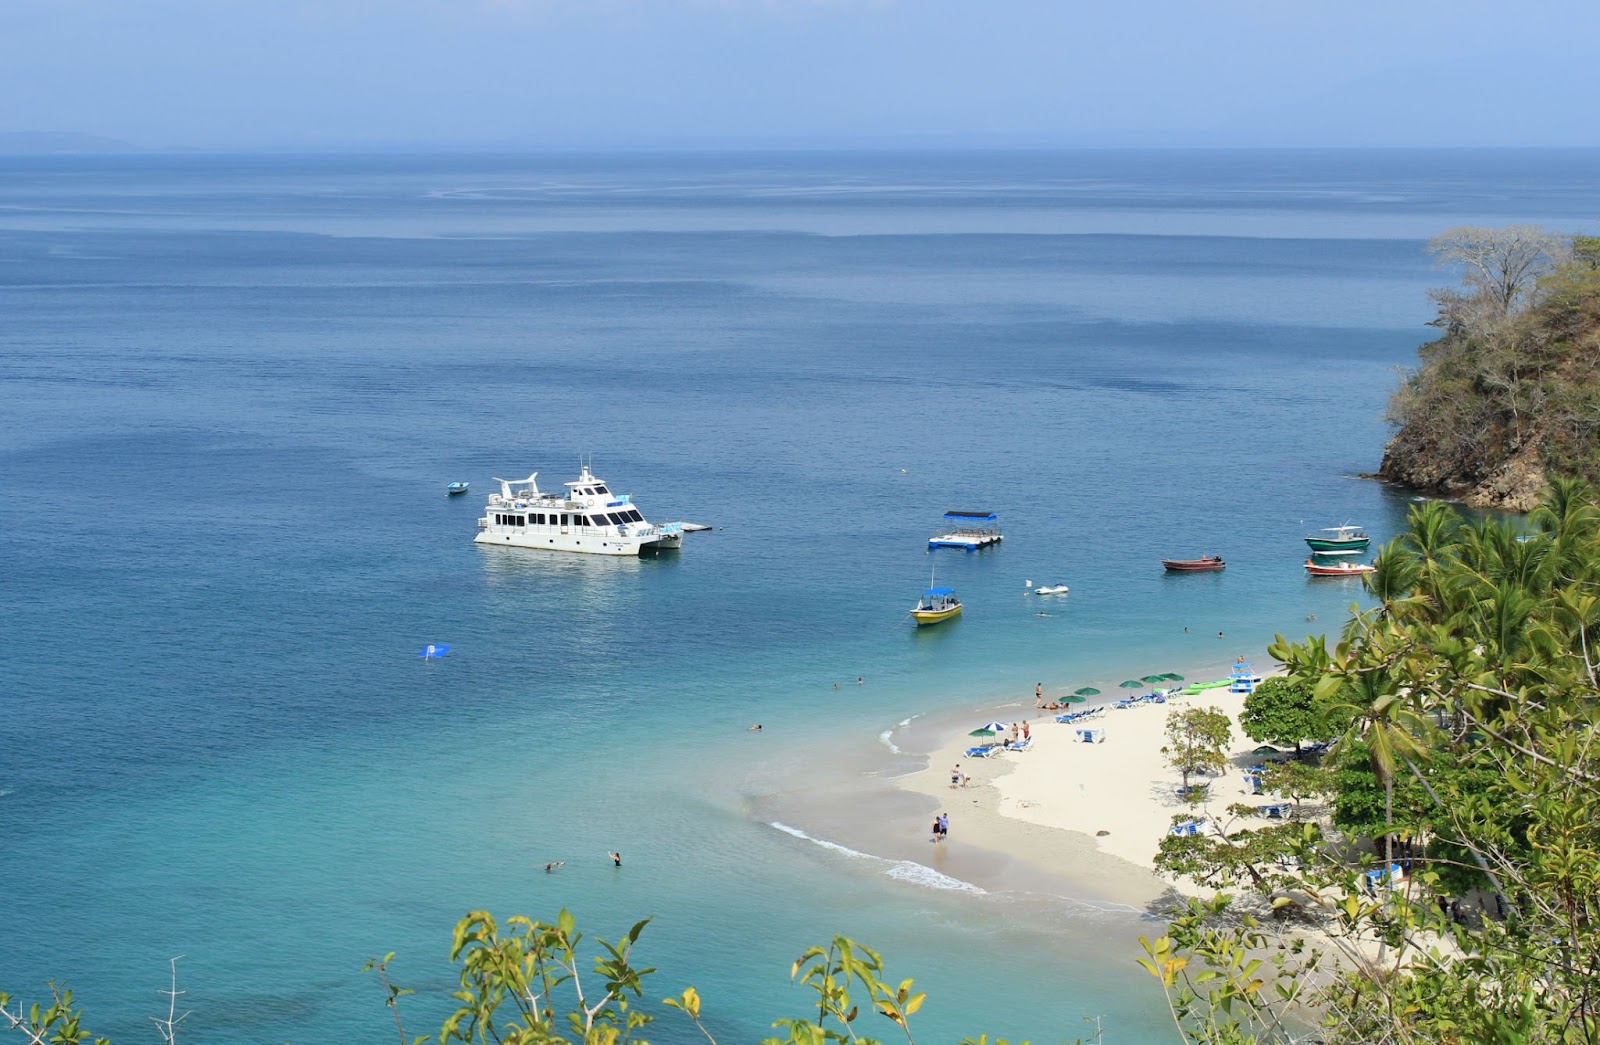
[943, 511, 997, 520]
[924, 587, 955, 596]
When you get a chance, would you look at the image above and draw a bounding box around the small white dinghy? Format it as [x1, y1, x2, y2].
[1034, 583, 1070, 595]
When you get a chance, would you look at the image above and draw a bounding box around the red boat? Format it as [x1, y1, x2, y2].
[1304, 558, 1375, 577]
[1163, 555, 1225, 572]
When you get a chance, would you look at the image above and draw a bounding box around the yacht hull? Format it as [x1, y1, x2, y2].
[474, 530, 659, 556]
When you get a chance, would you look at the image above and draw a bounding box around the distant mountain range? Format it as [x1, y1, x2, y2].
[0, 131, 138, 154]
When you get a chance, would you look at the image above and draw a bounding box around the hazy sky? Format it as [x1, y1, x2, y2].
[3, 0, 1598, 149]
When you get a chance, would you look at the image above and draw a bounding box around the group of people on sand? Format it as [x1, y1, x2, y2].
[1036, 682, 1071, 712]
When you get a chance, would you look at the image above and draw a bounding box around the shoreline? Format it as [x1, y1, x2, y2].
[756, 648, 1285, 914]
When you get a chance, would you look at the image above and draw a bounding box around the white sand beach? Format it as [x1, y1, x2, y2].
[894, 665, 1286, 908]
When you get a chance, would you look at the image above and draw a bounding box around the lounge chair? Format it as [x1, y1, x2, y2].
[963, 746, 992, 758]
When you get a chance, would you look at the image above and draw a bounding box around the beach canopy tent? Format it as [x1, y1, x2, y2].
[1075, 728, 1106, 743]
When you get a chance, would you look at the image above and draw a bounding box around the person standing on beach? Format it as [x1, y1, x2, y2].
[950, 763, 961, 789]
[1035, 682, 1043, 708]
[931, 816, 942, 842]
[1022, 720, 1030, 741]
[939, 812, 949, 839]
[1010, 722, 1020, 742]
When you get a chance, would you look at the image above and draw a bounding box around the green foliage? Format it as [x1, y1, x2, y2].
[1238, 678, 1323, 752]
[0, 986, 109, 1045]
[1573, 234, 1600, 270]
[1162, 706, 1233, 790]
[1151, 479, 1600, 1042]
[1256, 759, 1332, 812]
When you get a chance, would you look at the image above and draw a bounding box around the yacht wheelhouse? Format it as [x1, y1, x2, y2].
[474, 464, 681, 557]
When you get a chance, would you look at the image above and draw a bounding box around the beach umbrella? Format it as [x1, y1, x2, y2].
[1141, 675, 1166, 684]
[1162, 673, 1185, 682]
[1119, 680, 1143, 690]
[1060, 695, 1087, 704]
[1073, 687, 1101, 696]
[969, 728, 997, 737]
[977, 721, 1010, 733]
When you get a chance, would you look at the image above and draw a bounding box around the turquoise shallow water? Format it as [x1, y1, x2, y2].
[2, 149, 1599, 1043]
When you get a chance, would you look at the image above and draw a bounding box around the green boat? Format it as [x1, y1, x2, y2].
[1305, 525, 1370, 556]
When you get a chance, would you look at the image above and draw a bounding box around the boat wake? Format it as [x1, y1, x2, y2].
[768, 822, 985, 894]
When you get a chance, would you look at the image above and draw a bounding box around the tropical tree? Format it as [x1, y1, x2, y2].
[1238, 677, 1323, 753]
[1162, 706, 1233, 793]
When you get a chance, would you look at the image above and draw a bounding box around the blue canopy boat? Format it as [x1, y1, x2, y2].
[928, 510, 1003, 550]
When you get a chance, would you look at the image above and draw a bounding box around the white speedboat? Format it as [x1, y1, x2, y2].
[1034, 584, 1070, 595]
[474, 463, 681, 557]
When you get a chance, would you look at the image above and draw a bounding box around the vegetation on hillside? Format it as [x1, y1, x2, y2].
[1379, 226, 1600, 509]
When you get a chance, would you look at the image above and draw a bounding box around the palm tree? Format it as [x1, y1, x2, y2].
[1334, 671, 1432, 875]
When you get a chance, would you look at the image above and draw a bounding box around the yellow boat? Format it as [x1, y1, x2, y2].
[910, 586, 962, 626]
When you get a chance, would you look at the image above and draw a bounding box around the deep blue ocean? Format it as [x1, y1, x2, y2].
[2, 149, 1598, 1043]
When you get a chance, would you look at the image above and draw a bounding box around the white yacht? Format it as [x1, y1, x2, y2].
[475, 464, 682, 557]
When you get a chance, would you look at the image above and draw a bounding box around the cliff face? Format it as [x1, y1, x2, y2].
[1378, 427, 1550, 511]
[1379, 258, 1600, 512]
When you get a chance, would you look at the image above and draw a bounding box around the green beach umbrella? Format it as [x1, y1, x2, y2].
[1074, 687, 1101, 696]
[1162, 673, 1186, 682]
[969, 728, 997, 737]
[1141, 675, 1166, 684]
[1061, 694, 1087, 704]
[1120, 680, 1143, 690]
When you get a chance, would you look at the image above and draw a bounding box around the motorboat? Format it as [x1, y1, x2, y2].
[929, 510, 1003, 550]
[446, 481, 470, 496]
[1163, 555, 1225, 572]
[474, 462, 682, 557]
[1305, 525, 1370, 556]
[910, 586, 963, 626]
[1034, 584, 1070, 595]
[1305, 558, 1376, 577]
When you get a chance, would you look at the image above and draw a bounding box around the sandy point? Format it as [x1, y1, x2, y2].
[896, 674, 1277, 910]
